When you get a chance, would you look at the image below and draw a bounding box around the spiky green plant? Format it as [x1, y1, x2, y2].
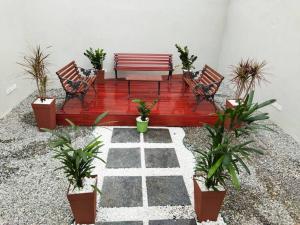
[231, 59, 268, 100]
[43, 112, 108, 192]
[175, 44, 197, 71]
[84, 48, 106, 70]
[194, 91, 276, 190]
[18, 45, 50, 101]
[132, 99, 158, 121]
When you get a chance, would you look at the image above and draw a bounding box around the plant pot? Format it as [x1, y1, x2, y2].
[182, 69, 193, 79]
[193, 177, 226, 222]
[67, 175, 98, 224]
[96, 69, 105, 84]
[31, 97, 56, 131]
[225, 99, 240, 109]
[136, 116, 149, 133]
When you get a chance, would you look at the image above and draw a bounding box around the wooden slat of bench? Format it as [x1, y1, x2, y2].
[115, 53, 172, 57]
[117, 61, 170, 65]
[116, 66, 171, 71]
[57, 61, 76, 74]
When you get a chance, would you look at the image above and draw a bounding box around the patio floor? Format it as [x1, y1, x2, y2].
[0, 89, 299, 225]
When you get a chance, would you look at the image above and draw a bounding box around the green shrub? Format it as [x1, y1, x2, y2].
[84, 48, 106, 70]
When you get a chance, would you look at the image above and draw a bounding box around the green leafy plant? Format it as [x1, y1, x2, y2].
[84, 48, 106, 70]
[43, 112, 108, 192]
[18, 45, 50, 101]
[132, 99, 158, 121]
[175, 44, 197, 71]
[231, 59, 268, 100]
[194, 91, 276, 190]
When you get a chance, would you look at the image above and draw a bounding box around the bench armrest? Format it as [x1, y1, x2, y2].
[78, 67, 97, 77]
[60, 78, 88, 93]
[194, 81, 220, 95]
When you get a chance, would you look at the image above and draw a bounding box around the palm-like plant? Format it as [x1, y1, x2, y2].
[18, 45, 50, 101]
[132, 99, 158, 121]
[175, 44, 197, 71]
[194, 91, 276, 190]
[44, 112, 108, 192]
[231, 59, 268, 100]
[84, 48, 106, 70]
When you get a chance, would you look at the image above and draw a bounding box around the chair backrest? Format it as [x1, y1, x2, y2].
[56, 61, 81, 92]
[198, 65, 224, 95]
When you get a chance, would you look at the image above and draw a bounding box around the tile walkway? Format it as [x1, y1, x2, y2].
[93, 127, 224, 225]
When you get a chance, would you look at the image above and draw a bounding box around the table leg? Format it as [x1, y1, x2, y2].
[128, 80, 131, 99]
[158, 81, 161, 96]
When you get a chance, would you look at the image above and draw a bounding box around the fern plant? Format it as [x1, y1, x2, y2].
[175, 44, 197, 71]
[132, 99, 158, 121]
[43, 112, 108, 192]
[18, 45, 50, 101]
[84, 48, 106, 70]
[194, 91, 276, 190]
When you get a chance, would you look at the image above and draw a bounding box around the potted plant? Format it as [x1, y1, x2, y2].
[43, 112, 107, 224]
[18, 45, 56, 131]
[175, 44, 197, 78]
[193, 91, 275, 222]
[226, 59, 268, 109]
[132, 99, 158, 133]
[84, 47, 106, 84]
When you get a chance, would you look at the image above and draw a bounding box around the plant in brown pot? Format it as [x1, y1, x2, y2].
[84, 48, 106, 84]
[226, 59, 268, 109]
[43, 112, 107, 224]
[193, 91, 275, 222]
[175, 44, 197, 79]
[18, 45, 56, 130]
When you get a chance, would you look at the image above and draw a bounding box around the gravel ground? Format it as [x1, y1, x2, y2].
[183, 82, 300, 225]
[0, 84, 299, 225]
[0, 89, 94, 225]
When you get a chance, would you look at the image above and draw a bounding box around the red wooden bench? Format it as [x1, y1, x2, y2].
[114, 53, 173, 80]
[183, 64, 224, 110]
[56, 61, 96, 109]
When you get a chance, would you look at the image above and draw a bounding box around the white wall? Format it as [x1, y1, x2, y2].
[218, 0, 300, 142]
[0, 0, 35, 116]
[0, 0, 229, 116]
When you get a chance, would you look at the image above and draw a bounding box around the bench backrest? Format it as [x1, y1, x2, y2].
[56, 61, 81, 92]
[198, 65, 224, 95]
[114, 53, 173, 71]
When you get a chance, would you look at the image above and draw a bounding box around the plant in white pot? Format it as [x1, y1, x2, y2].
[227, 59, 269, 109]
[43, 112, 107, 224]
[193, 91, 276, 222]
[18, 45, 56, 130]
[175, 44, 197, 78]
[84, 48, 106, 84]
[132, 99, 158, 133]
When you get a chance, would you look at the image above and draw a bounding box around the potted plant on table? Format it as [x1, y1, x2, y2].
[18, 45, 56, 131]
[84, 47, 106, 84]
[193, 91, 275, 222]
[43, 112, 107, 224]
[132, 99, 158, 133]
[175, 44, 197, 78]
[226, 59, 268, 109]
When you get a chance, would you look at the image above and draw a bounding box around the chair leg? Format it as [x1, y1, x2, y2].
[61, 93, 71, 110]
[114, 69, 118, 79]
[193, 95, 203, 112]
[92, 82, 96, 95]
[168, 70, 172, 80]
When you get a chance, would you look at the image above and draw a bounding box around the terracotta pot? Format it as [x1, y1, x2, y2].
[96, 69, 105, 84]
[182, 70, 193, 79]
[193, 177, 226, 222]
[67, 175, 97, 224]
[225, 99, 240, 109]
[31, 97, 56, 131]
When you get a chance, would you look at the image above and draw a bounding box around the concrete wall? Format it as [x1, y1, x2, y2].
[0, 0, 229, 117]
[218, 0, 300, 142]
